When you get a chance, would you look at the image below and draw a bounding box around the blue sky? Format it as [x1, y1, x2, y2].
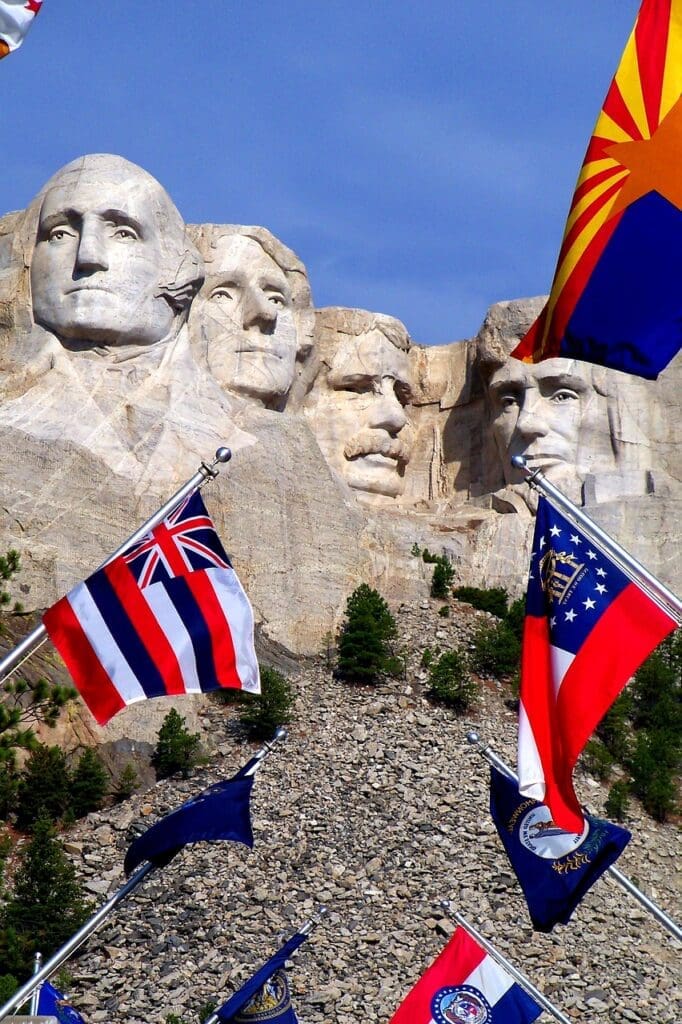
[2, 1, 640, 344]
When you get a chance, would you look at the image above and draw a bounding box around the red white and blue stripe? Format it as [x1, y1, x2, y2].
[389, 926, 541, 1024]
[43, 491, 259, 725]
[518, 496, 676, 832]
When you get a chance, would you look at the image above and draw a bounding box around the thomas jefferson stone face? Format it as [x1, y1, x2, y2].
[486, 357, 592, 484]
[192, 234, 298, 404]
[306, 329, 412, 501]
[30, 160, 179, 348]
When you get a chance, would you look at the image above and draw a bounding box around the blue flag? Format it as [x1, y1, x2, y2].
[124, 758, 257, 875]
[37, 981, 86, 1024]
[490, 766, 631, 932]
[216, 932, 308, 1023]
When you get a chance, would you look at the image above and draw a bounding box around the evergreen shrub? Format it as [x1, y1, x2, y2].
[336, 585, 400, 684]
[427, 651, 478, 712]
[239, 666, 295, 741]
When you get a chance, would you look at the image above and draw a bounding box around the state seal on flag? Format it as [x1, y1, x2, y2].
[519, 805, 589, 859]
[234, 970, 292, 1021]
[431, 984, 491, 1023]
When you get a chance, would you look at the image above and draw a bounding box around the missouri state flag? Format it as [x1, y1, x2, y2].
[389, 925, 542, 1024]
[490, 765, 631, 932]
[517, 496, 677, 832]
[512, 0, 682, 379]
[0, 1, 43, 58]
[43, 490, 260, 725]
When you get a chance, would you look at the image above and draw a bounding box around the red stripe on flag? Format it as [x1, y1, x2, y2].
[635, 0, 671, 136]
[184, 571, 243, 690]
[43, 596, 126, 726]
[570, 163, 626, 210]
[601, 78, 646, 142]
[556, 177, 624, 269]
[103, 560, 187, 696]
[389, 928, 485, 1024]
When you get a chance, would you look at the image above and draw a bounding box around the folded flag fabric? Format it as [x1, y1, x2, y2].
[389, 924, 542, 1024]
[216, 931, 308, 1023]
[124, 757, 258, 875]
[43, 490, 260, 726]
[37, 980, 86, 1024]
[517, 495, 676, 832]
[490, 765, 631, 932]
[512, 0, 682, 379]
[0, 0, 42, 58]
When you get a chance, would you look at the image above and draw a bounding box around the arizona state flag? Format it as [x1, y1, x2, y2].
[0, 0, 43, 58]
[513, 0, 682, 379]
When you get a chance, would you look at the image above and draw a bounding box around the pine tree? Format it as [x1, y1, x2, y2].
[113, 762, 139, 803]
[239, 666, 295, 741]
[430, 556, 455, 599]
[0, 817, 91, 979]
[15, 745, 72, 831]
[336, 584, 400, 684]
[152, 709, 201, 779]
[70, 748, 109, 818]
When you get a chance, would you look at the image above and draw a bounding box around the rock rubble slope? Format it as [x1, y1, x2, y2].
[51, 600, 680, 1024]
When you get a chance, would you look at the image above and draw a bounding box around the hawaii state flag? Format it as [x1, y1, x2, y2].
[43, 490, 260, 726]
[0, 1, 43, 58]
[389, 925, 542, 1024]
[512, 0, 682, 379]
[518, 496, 676, 832]
[490, 766, 631, 932]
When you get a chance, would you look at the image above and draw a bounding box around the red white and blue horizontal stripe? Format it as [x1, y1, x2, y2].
[389, 926, 541, 1024]
[518, 496, 676, 832]
[43, 491, 259, 725]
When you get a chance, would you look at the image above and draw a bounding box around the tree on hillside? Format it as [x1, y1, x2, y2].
[14, 745, 72, 831]
[239, 666, 295, 741]
[70, 748, 109, 819]
[152, 708, 201, 779]
[336, 584, 401, 684]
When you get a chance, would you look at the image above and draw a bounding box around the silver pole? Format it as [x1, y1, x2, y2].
[442, 905, 573, 1024]
[0, 446, 233, 684]
[202, 906, 327, 1024]
[466, 731, 682, 942]
[28, 952, 42, 1016]
[511, 455, 681, 623]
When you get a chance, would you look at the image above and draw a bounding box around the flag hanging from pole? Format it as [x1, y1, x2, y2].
[215, 931, 308, 1023]
[389, 925, 542, 1024]
[490, 766, 631, 932]
[517, 495, 677, 832]
[36, 981, 86, 1024]
[0, 0, 43, 58]
[124, 756, 258, 875]
[512, 0, 682, 379]
[43, 490, 260, 726]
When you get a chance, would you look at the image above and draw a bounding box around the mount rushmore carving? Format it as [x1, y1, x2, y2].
[0, 154, 678, 678]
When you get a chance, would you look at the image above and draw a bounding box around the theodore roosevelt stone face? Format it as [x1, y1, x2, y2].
[190, 232, 299, 406]
[29, 155, 194, 349]
[305, 310, 413, 502]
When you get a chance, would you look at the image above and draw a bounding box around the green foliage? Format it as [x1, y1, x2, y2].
[438, 604, 450, 618]
[0, 550, 23, 613]
[410, 542, 421, 557]
[0, 817, 91, 979]
[0, 765, 18, 820]
[197, 1000, 217, 1022]
[596, 692, 633, 763]
[421, 548, 439, 564]
[239, 666, 295, 741]
[430, 556, 455, 599]
[420, 647, 433, 670]
[605, 780, 630, 822]
[469, 621, 521, 678]
[582, 739, 614, 782]
[70, 748, 108, 819]
[15, 745, 72, 831]
[427, 651, 478, 712]
[452, 586, 509, 619]
[629, 729, 679, 822]
[504, 597, 526, 640]
[0, 974, 18, 1005]
[152, 709, 201, 779]
[113, 762, 139, 803]
[336, 584, 400, 685]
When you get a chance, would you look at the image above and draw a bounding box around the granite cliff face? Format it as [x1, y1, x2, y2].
[0, 154, 679, 744]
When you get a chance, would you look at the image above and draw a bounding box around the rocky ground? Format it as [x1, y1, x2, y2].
[16, 598, 681, 1024]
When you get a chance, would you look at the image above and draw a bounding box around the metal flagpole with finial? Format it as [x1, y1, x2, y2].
[0, 725, 285, 1023]
[466, 730, 682, 941]
[0, 446, 234, 685]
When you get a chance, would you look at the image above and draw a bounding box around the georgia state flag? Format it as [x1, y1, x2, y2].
[389, 926, 541, 1024]
[0, 1, 43, 59]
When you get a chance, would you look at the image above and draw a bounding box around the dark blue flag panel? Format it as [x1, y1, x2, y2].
[124, 759, 258, 875]
[37, 981, 86, 1024]
[216, 932, 308, 1023]
[490, 766, 631, 932]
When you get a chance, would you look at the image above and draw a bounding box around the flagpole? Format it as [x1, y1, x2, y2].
[0, 446, 233, 685]
[511, 455, 681, 624]
[441, 904, 573, 1024]
[0, 726, 285, 1024]
[201, 906, 327, 1024]
[28, 953, 42, 1016]
[466, 731, 682, 942]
